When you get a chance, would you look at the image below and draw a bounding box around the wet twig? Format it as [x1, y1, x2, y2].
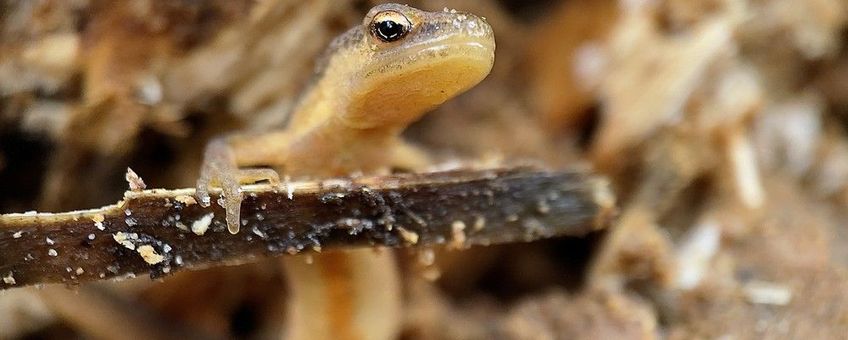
[0, 167, 614, 289]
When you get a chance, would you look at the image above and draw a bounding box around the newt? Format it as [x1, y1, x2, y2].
[194, 4, 494, 339]
[196, 3, 495, 233]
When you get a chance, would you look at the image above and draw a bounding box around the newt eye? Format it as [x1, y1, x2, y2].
[370, 11, 411, 43]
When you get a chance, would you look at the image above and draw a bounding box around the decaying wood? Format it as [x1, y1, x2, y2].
[0, 167, 614, 289]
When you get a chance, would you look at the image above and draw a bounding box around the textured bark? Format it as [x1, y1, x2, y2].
[0, 166, 614, 289]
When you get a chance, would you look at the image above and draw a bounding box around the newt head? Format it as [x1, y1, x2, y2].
[312, 3, 496, 130]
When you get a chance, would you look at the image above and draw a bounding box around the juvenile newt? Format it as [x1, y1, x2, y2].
[194, 4, 494, 339]
[196, 4, 495, 233]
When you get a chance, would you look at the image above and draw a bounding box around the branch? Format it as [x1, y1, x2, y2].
[0, 166, 615, 289]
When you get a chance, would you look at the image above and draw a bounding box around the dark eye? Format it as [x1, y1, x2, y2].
[370, 11, 411, 43]
[374, 20, 406, 41]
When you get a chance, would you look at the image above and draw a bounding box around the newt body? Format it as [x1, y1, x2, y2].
[194, 4, 494, 339]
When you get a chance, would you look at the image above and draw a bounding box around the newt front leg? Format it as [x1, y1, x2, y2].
[196, 133, 288, 234]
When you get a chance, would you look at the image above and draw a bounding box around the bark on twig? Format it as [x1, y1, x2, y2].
[0, 167, 615, 289]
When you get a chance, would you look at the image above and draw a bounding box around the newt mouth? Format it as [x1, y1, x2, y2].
[402, 31, 495, 59]
[361, 38, 495, 82]
[413, 39, 495, 60]
[376, 36, 495, 69]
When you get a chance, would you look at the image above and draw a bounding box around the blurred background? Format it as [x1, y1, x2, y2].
[1, 0, 848, 338]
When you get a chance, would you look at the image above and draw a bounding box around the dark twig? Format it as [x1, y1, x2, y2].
[0, 166, 614, 289]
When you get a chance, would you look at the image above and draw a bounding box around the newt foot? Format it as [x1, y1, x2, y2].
[196, 139, 280, 234]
